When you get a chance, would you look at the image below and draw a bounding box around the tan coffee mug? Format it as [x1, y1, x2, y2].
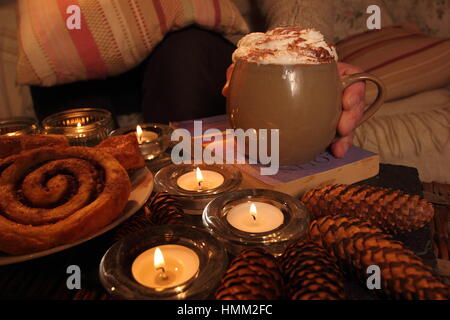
[227, 59, 385, 165]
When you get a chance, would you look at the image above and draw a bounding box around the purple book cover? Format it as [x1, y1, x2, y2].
[236, 148, 377, 185]
[170, 115, 378, 186]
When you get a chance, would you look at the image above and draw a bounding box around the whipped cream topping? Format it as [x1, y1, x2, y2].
[232, 26, 338, 65]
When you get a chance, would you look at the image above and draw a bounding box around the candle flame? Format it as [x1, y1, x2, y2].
[77, 122, 81, 127]
[154, 247, 165, 270]
[136, 125, 143, 144]
[196, 167, 204, 184]
[250, 203, 257, 221]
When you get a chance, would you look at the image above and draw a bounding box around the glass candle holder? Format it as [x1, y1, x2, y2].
[110, 123, 173, 161]
[42, 108, 115, 146]
[99, 225, 228, 300]
[154, 164, 242, 215]
[202, 189, 310, 256]
[0, 117, 40, 136]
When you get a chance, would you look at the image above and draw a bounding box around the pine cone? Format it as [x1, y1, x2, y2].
[113, 213, 153, 241]
[280, 241, 345, 300]
[114, 193, 186, 240]
[309, 215, 449, 300]
[215, 248, 284, 300]
[145, 192, 186, 225]
[302, 184, 434, 234]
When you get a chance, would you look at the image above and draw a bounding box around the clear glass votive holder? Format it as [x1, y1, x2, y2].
[0, 117, 40, 136]
[202, 189, 311, 256]
[42, 108, 115, 146]
[99, 225, 228, 300]
[109, 123, 173, 161]
[153, 164, 242, 215]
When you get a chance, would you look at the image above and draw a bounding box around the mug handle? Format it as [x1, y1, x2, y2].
[341, 72, 386, 127]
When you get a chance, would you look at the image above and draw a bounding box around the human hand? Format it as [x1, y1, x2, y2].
[332, 62, 366, 158]
[221, 62, 366, 158]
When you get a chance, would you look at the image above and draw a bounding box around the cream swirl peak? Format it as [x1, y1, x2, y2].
[233, 26, 338, 65]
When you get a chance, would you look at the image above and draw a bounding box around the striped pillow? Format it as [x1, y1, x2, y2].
[337, 24, 450, 103]
[16, 0, 249, 86]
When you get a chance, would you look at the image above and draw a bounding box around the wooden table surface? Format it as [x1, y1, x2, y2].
[0, 164, 438, 300]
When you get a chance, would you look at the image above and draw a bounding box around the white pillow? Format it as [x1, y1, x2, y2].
[354, 88, 450, 183]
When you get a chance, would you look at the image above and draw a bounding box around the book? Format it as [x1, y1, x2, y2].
[170, 115, 379, 197]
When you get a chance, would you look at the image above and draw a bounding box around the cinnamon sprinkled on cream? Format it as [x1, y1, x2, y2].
[233, 26, 337, 65]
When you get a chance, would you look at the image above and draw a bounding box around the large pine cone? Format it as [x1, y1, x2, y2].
[114, 193, 186, 240]
[302, 184, 434, 234]
[309, 215, 449, 300]
[280, 241, 345, 300]
[215, 248, 284, 300]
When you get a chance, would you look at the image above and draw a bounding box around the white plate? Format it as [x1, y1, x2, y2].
[0, 167, 154, 265]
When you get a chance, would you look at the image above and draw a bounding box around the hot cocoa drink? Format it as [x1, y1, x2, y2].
[227, 26, 385, 165]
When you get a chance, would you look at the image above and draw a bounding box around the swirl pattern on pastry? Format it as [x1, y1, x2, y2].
[0, 147, 131, 255]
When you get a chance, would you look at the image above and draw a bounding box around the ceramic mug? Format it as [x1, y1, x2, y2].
[227, 59, 385, 165]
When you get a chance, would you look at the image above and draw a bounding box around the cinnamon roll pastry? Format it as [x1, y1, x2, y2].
[0, 154, 20, 177]
[0, 146, 131, 255]
[0, 134, 69, 159]
[96, 132, 145, 172]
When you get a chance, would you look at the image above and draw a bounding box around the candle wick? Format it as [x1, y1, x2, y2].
[252, 214, 256, 221]
[157, 267, 168, 280]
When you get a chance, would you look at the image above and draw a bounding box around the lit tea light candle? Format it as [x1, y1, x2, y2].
[74, 122, 87, 140]
[0, 117, 39, 136]
[226, 201, 284, 233]
[177, 167, 224, 191]
[136, 125, 160, 160]
[131, 245, 200, 290]
[42, 108, 115, 146]
[136, 125, 158, 144]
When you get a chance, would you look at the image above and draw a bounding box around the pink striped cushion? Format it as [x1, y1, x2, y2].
[337, 24, 450, 103]
[17, 0, 248, 86]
